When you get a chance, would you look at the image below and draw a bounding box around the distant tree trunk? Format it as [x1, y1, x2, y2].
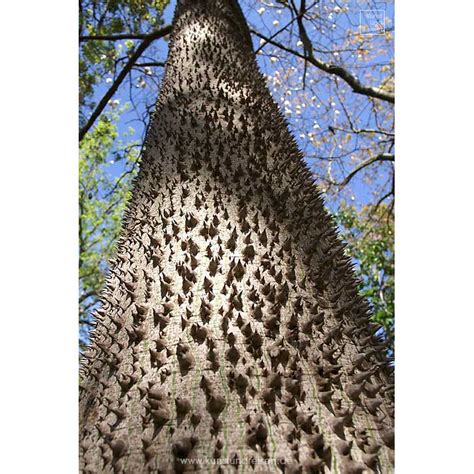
[79, 1, 394, 472]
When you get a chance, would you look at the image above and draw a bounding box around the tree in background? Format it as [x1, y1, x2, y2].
[336, 203, 394, 346]
[79, 110, 140, 346]
[80, 0, 394, 472]
[79, 0, 394, 348]
[79, 0, 170, 347]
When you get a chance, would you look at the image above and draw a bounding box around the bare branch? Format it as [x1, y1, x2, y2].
[289, 0, 312, 88]
[79, 25, 172, 142]
[340, 153, 394, 186]
[134, 61, 166, 68]
[79, 290, 97, 304]
[373, 187, 394, 215]
[330, 125, 394, 137]
[250, 29, 395, 104]
[80, 29, 168, 41]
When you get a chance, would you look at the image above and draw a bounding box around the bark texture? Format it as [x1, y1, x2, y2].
[79, 1, 394, 472]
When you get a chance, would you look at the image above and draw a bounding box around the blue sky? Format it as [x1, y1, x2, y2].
[90, 0, 394, 213]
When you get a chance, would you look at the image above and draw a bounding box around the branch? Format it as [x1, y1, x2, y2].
[134, 61, 166, 68]
[102, 161, 139, 201]
[250, 29, 395, 104]
[330, 125, 394, 137]
[80, 298, 99, 316]
[80, 31, 161, 41]
[79, 290, 97, 303]
[290, 0, 311, 88]
[254, 18, 298, 55]
[373, 187, 394, 215]
[79, 25, 172, 142]
[340, 153, 394, 186]
[254, 1, 319, 55]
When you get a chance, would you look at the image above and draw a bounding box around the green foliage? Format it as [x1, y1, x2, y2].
[79, 0, 169, 123]
[336, 202, 394, 346]
[79, 110, 139, 347]
[79, 0, 169, 347]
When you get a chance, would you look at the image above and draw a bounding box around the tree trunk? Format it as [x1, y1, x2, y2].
[79, 1, 394, 472]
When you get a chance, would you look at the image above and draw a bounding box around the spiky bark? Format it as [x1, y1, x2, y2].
[79, 1, 394, 472]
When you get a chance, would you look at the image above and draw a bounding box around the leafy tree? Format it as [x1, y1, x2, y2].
[79, 0, 169, 116]
[79, 0, 170, 347]
[336, 202, 394, 346]
[80, 1, 394, 472]
[79, 110, 139, 348]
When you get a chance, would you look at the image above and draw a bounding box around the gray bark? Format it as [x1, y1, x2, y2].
[79, 1, 394, 472]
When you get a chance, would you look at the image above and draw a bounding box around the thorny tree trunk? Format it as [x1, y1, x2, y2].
[79, 1, 394, 472]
